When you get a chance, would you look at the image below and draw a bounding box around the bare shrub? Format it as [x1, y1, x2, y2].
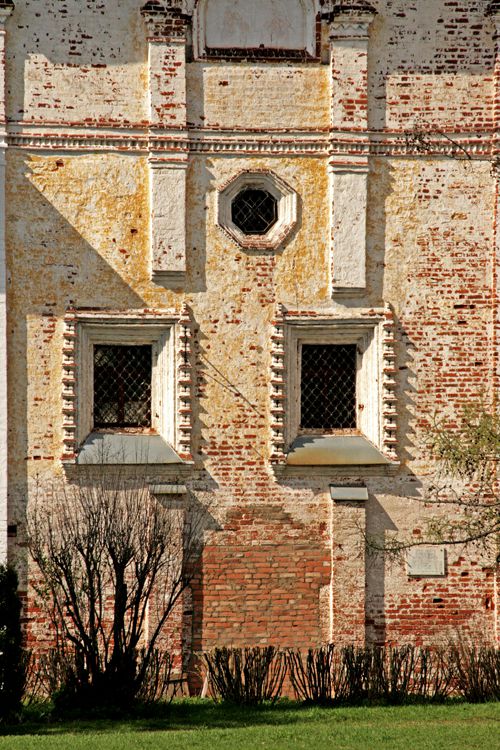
[202, 646, 287, 705]
[366, 404, 500, 561]
[287, 644, 336, 705]
[288, 645, 456, 705]
[27, 473, 205, 710]
[412, 647, 455, 702]
[0, 566, 26, 721]
[451, 644, 500, 702]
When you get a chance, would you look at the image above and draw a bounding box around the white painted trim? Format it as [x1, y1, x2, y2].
[285, 318, 383, 450]
[61, 307, 196, 464]
[217, 170, 297, 251]
[270, 307, 397, 463]
[149, 161, 188, 280]
[76, 322, 175, 444]
[76, 320, 176, 449]
[329, 163, 369, 293]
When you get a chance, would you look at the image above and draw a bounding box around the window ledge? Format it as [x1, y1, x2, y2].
[286, 435, 395, 467]
[76, 433, 187, 465]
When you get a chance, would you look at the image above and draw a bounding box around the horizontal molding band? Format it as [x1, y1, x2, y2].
[3, 126, 495, 158]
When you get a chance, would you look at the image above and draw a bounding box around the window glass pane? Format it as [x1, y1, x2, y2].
[300, 344, 357, 430]
[93, 345, 152, 428]
[231, 189, 278, 235]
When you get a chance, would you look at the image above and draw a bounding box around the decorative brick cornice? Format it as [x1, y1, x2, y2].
[322, 1, 376, 19]
[61, 310, 78, 462]
[324, 0, 376, 41]
[381, 304, 398, 461]
[4, 126, 495, 159]
[177, 303, 194, 462]
[270, 304, 287, 465]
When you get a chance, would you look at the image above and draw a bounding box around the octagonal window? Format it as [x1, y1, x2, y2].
[217, 170, 298, 251]
[231, 188, 278, 235]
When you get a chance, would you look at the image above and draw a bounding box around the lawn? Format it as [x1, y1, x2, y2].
[0, 701, 499, 750]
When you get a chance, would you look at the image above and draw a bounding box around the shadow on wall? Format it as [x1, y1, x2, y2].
[185, 157, 213, 295]
[364, 492, 400, 646]
[7, 153, 150, 590]
[7, 153, 225, 664]
[7, 0, 147, 124]
[368, 0, 495, 132]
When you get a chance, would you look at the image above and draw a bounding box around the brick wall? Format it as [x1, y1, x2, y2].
[4, 1, 499, 660]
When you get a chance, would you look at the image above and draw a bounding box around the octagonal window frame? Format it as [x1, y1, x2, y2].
[217, 170, 298, 251]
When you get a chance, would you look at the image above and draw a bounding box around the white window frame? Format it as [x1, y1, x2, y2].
[75, 317, 176, 449]
[217, 170, 297, 251]
[285, 318, 384, 451]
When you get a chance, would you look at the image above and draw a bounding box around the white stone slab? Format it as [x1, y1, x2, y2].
[150, 165, 187, 278]
[204, 0, 310, 51]
[287, 435, 389, 466]
[76, 433, 185, 465]
[331, 167, 368, 292]
[330, 485, 368, 502]
[407, 547, 446, 577]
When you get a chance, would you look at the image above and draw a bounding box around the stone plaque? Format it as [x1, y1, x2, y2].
[407, 547, 446, 577]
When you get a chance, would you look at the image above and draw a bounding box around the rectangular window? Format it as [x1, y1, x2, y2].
[270, 310, 398, 465]
[93, 344, 152, 429]
[62, 309, 194, 465]
[300, 344, 357, 430]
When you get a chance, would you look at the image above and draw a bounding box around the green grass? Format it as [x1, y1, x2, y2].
[0, 701, 499, 750]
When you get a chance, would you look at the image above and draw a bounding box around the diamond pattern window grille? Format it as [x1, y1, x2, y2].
[93, 345, 152, 428]
[231, 188, 278, 235]
[300, 344, 357, 430]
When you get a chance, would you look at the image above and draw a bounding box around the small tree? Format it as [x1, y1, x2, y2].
[28, 473, 205, 710]
[370, 403, 500, 561]
[0, 565, 25, 720]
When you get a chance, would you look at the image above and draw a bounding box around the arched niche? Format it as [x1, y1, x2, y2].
[194, 0, 317, 59]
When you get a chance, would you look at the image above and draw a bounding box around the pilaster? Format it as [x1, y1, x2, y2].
[325, 3, 376, 297]
[0, 0, 14, 564]
[141, 1, 189, 285]
[486, 3, 500, 411]
[485, 0, 500, 645]
[330, 497, 366, 645]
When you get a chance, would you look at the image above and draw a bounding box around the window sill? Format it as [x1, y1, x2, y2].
[76, 432, 187, 465]
[285, 435, 398, 469]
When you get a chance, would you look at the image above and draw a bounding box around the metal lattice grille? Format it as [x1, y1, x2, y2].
[300, 344, 357, 430]
[231, 188, 278, 235]
[93, 345, 152, 428]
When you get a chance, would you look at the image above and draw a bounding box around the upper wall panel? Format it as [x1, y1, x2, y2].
[0, 1, 496, 132]
[6, 0, 148, 125]
[369, 0, 495, 131]
[186, 63, 330, 130]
